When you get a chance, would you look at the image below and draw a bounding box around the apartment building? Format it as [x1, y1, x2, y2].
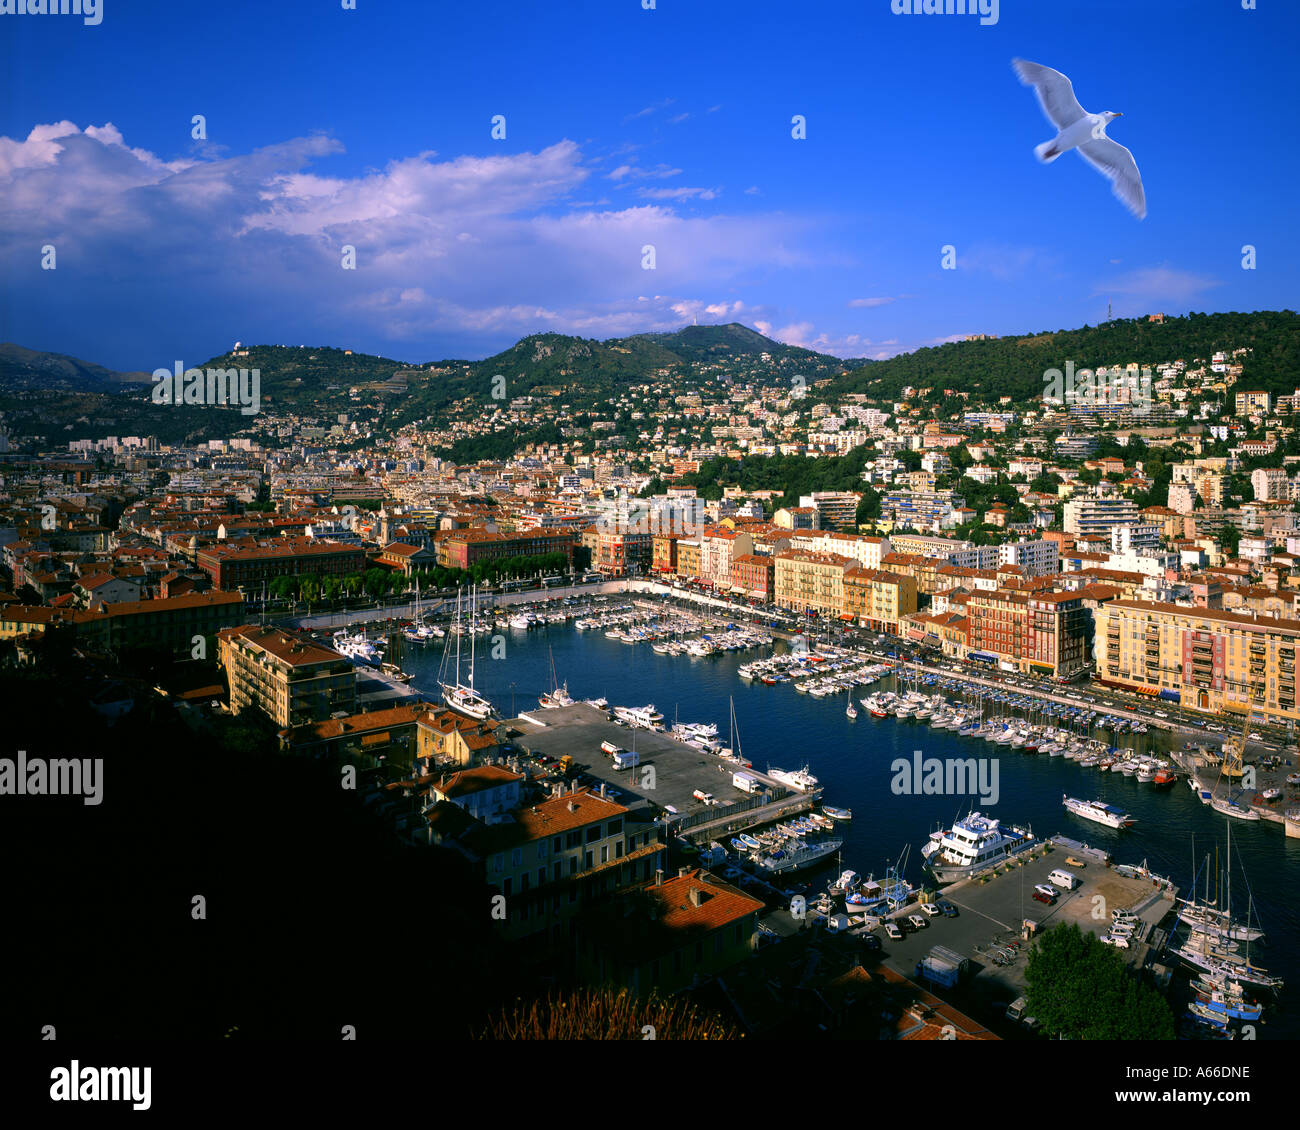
[675, 539, 702, 580]
[467, 785, 665, 946]
[197, 536, 367, 591]
[576, 867, 763, 995]
[789, 531, 891, 570]
[415, 707, 508, 767]
[966, 590, 1088, 679]
[773, 550, 853, 617]
[799, 491, 862, 532]
[842, 567, 918, 634]
[217, 625, 358, 728]
[731, 554, 775, 602]
[436, 528, 575, 570]
[1062, 497, 1140, 538]
[700, 527, 754, 587]
[1094, 600, 1300, 724]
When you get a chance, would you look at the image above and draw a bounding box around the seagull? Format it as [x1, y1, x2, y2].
[1012, 57, 1146, 219]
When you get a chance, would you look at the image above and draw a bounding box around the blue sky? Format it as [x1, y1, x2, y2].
[2, 0, 1296, 371]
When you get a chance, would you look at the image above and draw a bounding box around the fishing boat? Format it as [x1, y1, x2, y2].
[845, 691, 858, 720]
[823, 806, 853, 821]
[1063, 796, 1135, 829]
[753, 834, 843, 875]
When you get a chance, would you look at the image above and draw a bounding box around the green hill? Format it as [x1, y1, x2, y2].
[827, 310, 1300, 410]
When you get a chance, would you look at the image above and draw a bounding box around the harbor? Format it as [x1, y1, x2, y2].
[374, 593, 1299, 1037]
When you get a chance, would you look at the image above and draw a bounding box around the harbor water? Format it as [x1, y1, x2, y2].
[403, 616, 1300, 1037]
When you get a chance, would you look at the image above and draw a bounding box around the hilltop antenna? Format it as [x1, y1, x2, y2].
[1107, 298, 1112, 322]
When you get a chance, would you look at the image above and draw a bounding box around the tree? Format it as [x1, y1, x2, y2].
[1025, 922, 1175, 1040]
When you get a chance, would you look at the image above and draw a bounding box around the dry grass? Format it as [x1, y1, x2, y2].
[476, 986, 743, 1041]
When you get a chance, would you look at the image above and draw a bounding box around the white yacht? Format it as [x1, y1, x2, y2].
[613, 704, 664, 729]
[921, 812, 1038, 884]
[768, 766, 819, 792]
[1063, 795, 1135, 829]
[333, 630, 380, 666]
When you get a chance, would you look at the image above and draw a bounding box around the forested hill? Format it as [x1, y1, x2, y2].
[828, 311, 1300, 408]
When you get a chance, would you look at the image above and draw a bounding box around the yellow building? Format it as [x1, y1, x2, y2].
[217, 625, 357, 728]
[1094, 600, 1300, 724]
[773, 551, 853, 617]
[843, 567, 918, 634]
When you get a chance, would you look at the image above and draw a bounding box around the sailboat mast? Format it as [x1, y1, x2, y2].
[473, 582, 483, 686]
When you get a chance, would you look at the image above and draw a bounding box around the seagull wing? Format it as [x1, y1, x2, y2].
[1076, 135, 1147, 219]
[1012, 58, 1086, 129]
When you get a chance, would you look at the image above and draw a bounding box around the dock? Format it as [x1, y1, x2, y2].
[509, 703, 816, 837]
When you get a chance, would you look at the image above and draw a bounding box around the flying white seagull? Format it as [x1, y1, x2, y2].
[1012, 57, 1146, 219]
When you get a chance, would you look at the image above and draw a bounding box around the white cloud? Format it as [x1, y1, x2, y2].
[0, 121, 829, 359]
[637, 185, 720, 201]
[1095, 265, 1221, 306]
[848, 296, 897, 308]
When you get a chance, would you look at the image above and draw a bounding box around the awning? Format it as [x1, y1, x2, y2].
[839, 613, 856, 621]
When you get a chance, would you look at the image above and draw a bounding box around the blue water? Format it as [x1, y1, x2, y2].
[404, 617, 1300, 1036]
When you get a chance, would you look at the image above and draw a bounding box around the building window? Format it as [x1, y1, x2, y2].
[586, 824, 602, 843]
[503, 877, 512, 896]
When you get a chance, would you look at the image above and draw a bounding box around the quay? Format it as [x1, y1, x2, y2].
[508, 703, 817, 839]
[759, 841, 1180, 1034]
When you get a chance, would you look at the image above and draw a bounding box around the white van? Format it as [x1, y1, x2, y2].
[1048, 868, 1078, 891]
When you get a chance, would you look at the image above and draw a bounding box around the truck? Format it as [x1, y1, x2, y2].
[692, 789, 716, 805]
[612, 749, 640, 771]
[1005, 996, 1040, 1030]
[915, 945, 969, 989]
[1048, 868, 1079, 891]
[732, 771, 760, 793]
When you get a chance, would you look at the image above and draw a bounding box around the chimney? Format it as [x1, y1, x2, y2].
[677, 865, 689, 878]
[567, 800, 578, 813]
[689, 887, 704, 907]
[654, 868, 664, 886]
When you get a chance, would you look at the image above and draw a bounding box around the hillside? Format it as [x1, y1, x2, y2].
[827, 311, 1300, 410]
[0, 343, 152, 392]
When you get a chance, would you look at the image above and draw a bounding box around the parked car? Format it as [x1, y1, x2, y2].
[1100, 934, 1130, 949]
[907, 914, 928, 931]
[920, 902, 942, 917]
[1034, 883, 1059, 899]
[1032, 890, 1055, 905]
[939, 901, 959, 918]
[884, 922, 903, 940]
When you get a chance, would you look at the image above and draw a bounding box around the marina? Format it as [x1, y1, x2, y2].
[390, 598, 1300, 1038]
